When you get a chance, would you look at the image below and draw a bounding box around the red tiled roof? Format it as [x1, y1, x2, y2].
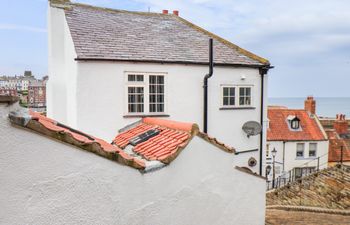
[113, 118, 198, 164]
[9, 111, 146, 170]
[9, 110, 235, 172]
[267, 108, 326, 141]
[326, 130, 350, 162]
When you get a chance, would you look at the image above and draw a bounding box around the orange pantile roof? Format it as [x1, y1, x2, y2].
[9, 110, 235, 172]
[113, 118, 198, 164]
[267, 108, 326, 141]
[326, 130, 350, 163]
[9, 111, 146, 170]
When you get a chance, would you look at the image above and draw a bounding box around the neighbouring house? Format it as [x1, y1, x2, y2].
[266, 97, 328, 185]
[28, 80, 46, 109]
[0, 88, 17, 96]
[320, 114, 350, 166]
[0, 96, 266, 225]
[0, 71, 36, 91]
[47, 0, 272, 173]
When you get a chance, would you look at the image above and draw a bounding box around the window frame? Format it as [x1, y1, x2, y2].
[220, 85, 254, 108]
[296, 143, 305, 158]
[309, 143, 317, 158]
[124, 72, 167, 116]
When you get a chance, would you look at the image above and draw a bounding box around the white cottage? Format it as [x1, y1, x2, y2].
[266, 97, 329, 186]
[0, 96, 266, 225]
[47, 0, 271, 173]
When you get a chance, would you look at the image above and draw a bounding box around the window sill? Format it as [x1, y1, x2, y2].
[219, 107, 256, 110]
[123, 114, 170, 118]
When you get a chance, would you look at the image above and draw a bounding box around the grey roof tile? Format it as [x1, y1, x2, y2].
[63, 3, 269, 66]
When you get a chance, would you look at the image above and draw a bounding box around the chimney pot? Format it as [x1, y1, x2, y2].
[162, 10, 169, 14]
[173, 10, 179, 16]
[334, 113, 348, 135]
[304, 96, 316, 115]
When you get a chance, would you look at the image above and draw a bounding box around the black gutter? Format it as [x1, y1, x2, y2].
[258, 65, 273, 175]
[203, 38, 214, 133]
[74, 57, 264, 68]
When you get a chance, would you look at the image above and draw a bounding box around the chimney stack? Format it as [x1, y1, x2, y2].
[173, 10, 179, 16]
[162, 10, 169, 14]
[304, 96, 316, 115]
[334, 114, 348, 135]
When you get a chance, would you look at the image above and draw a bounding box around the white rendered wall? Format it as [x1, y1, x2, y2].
[266, 140, 329, 178]
[47, 5, 77, 126]
[75, 61, 267, 172]
[0, 103, 265, 225]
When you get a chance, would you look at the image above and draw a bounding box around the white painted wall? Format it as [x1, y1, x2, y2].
[47, 4, 77, 126]
[48, 6, 269, 173]
[0, 103, 266, 225]
[265, 140, 329, 179]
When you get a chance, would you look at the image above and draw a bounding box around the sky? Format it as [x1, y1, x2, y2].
[1, 0, 350, 97]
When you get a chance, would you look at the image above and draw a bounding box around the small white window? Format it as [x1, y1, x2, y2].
[222, 87, 235, 106]
[309, 143, 317, 157]
[239, 87, 251, 106]
[296, 143, 305, 157]
[221, 85, 253, 108]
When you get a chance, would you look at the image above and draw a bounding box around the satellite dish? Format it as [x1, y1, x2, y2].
[242, 121, 262, 138]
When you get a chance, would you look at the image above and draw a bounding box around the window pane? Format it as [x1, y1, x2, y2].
[157, 76, 164, 84]
[128, 87, 135, 94]
[240, 87, 245, 96]
[150, 95, 156, 103]
[136, 75, 144, 81]
[229, 97, 235, 105]
[246, 88, 251, 96]
[128, 75, 135, 82]
[157, 85, 164, 93]
[158, 104, 164, 112]
[150, 104, 156, 112]
[229, 87, 235, 96]
[149, 76, 156, 84]
[223, 87, 229, 96]
[223, 97, 229, 105]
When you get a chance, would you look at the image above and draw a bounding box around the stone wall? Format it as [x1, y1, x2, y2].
[266, 165, 350, 209]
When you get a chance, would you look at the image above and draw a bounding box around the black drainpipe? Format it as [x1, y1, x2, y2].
[203, 38, 214, 133]
[258, 65, 273, 175]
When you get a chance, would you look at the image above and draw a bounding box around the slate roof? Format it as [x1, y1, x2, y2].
[267, 108, 326, 141]
[56, 2, 269, 66]
[9, 109, 234, 172]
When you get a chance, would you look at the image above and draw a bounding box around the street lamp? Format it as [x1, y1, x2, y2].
[272, 148, 277, 188]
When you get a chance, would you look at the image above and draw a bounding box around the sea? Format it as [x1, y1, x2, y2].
[268, 97, 350, 118]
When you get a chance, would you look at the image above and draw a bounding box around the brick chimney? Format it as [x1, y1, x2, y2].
[173, 10, 179, 16]
[162, 10, 169, 14]
[304, 96, 316, 115]
[334, 114, 348, 135]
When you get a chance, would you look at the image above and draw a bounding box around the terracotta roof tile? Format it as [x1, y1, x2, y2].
[9, 110, 146, 170]
[197, 132, 235, 153]
[113, 118, 197, 164]
[9, 110, 235, 172]
[267, 108, 326, 141]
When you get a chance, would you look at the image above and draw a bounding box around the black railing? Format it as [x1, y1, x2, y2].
[266, 152, 329, 190]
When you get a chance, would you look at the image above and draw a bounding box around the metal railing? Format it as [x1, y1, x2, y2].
[266, 152, 329, 190]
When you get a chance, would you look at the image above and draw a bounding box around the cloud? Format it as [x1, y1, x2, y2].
[0, 24, 46, 33]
